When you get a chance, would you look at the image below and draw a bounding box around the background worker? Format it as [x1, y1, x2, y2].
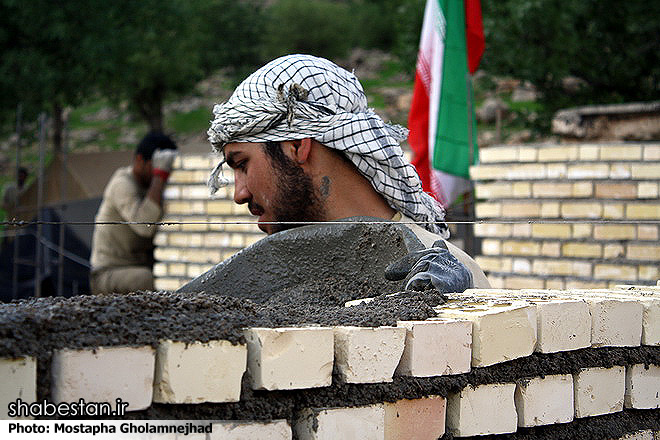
[89, 132, 177, 294]
[207, 54, 489, 292]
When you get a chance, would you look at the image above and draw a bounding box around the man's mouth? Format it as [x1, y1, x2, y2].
[248, 202, 264, 217]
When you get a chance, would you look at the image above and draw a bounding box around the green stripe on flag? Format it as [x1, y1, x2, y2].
[433, 0, 478, 179]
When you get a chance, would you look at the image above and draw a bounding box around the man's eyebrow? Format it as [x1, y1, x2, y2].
[224, 151, 241, 168]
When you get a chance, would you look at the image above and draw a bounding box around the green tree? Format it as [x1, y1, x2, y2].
[482, 0, 660, 129]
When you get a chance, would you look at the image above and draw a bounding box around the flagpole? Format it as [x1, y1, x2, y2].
[465, 72, 476, 256]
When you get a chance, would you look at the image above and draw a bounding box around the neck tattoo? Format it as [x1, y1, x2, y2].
[320, 176, 331, 199]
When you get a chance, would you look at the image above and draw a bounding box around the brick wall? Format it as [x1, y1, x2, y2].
[153, 154, 265, 291]
[471, 143, 660, 290]
[2, 285, 659, 438]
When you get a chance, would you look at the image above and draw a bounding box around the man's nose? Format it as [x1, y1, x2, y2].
[233, 174, 250, 204]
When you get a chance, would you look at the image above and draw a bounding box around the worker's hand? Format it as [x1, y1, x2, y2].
[385, 240, 473, 293]
[151, 149, 178, 180]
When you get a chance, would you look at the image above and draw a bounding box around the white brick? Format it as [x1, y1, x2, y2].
[534, 300, 591, 353]
[0, 357, 36, 419]
[51, 346, 155, 411]
[245, 327, 333, 390]
[384, 396, 446, 440]
[295, 405, 384, 440]
[447, 383, 517, 436]
[395, 319, 472, 376]
[153, 340, 246, 404]
[625, 364, 660, 409]
[617, 431, 655, 440]
[515, 374, 574, 427]
[436, 302, 536, 367]
[574, 366, 625, 418]
[589, 298, 643, 347]
[333, 326, 405, 384]
[209, 420, 292, 440]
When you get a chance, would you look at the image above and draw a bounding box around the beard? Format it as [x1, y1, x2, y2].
[252, 147, 326, 234]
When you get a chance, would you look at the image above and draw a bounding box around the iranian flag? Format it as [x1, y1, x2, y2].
[408, 0, 484, 207]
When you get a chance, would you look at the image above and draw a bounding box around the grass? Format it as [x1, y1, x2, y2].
[166, 107, 211, 134]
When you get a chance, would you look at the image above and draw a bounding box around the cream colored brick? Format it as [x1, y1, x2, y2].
[210, 420, 292, 440]
[545, 279, 565, 290]
[154, 277, 183, 291]
[639, 265, 659, 282]
[588, 298, 643, 347]
[541, 202, 560, 218]
[169, 263, 187, 277]
[604, 244, 625, 259]
[601, 145, 642, 161]
[535, 300, 591, 352]
[574, 261, 593, 278]
[475, 256, 504, 272]
[595, 183, 638, 199]
[594, 225, 636, 240]
[481, 239, 501, 256]
[518, 146, 538, 162]
[626, 203, 660, 220]
[579, 145, 600, 160]
[627, 244, 660, 261]
[538, 145, 579, 162]
[546, 163, 567, 179]
[567, 163, 609, 179]
[603, 203, 625, 219]
[562, 243, 602, 258]
[154, 247, 181, 262]
[245, 327, 333, 390]
[474, 183, 511, 199]
[470, 165, 503, 180]
[561, 202, 603, 218]
[180, 216, 209, 232]
[508, 163, 547, 179]
[1, 357, 36, 419]
[502, 240, 541, 256]
[475, 202, 502, 218]
[502, 202, 541, 218]
[162, 186, 181, 200]
[181, 184, 212, 199]
[532, 182, 571, 198]
[504, 276, 545, 289]
[625, 364, 660, 409]
[159, 216, 181, 231]
[52, 346, 155, 411]
[638, 182, 659, 199]
[512, 258, 531, 274]
[183, 248, 221, 263]
[574, 366, 625, 418]
[181, 155, 212, 169]
[573, 182, 593, 198]
[480, 146, 519, 163]
[207, 200, 235, 215]
[594, 264, 638, 281]
[384, 396, 446, 440]
[396, 319, 472, 377]
[447, 383, 517, 436]
[153, 231, 168, 246]
[643, 145, 660, 161]
[153, 340, 247, 404]
[435, 302, 536, 367]
[512, 223, 532, 237]
[541, 241, 561, 257]
[512, 182, 531, 197]
[474, 223, 512, 237]
[153, 262, 168, 277]
[610, 163, 632, 179]
[168, 233, 189, 247]
[572, 224, 593, 238]
[532, 224, 571, 238]
[532, 260, 573, 276]
[632, 164, 660, 179]
[295, 405, 384, 440]
[333, 326, 406, 383]
[565, 279, 608, 289]
[515, 374, 574, 427]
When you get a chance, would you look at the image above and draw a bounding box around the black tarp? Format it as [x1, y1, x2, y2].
[0, 199, 100, 302]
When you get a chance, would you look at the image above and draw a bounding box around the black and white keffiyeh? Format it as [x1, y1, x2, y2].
[207, 54, 448, 237]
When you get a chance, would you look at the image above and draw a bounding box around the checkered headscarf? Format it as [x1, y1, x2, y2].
[207, 54, 448, 237]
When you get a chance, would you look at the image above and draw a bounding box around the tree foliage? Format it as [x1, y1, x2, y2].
[482, 0, 660, 127]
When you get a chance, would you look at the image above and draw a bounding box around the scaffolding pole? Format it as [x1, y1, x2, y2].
[35, 113, 47, 298]
[11, 104, 23, 300]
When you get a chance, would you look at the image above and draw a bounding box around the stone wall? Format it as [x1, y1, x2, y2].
[2, 285, 659, 438]
[471, 143, 660, 290]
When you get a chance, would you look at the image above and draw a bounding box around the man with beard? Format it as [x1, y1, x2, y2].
[207, 55, 489, 291]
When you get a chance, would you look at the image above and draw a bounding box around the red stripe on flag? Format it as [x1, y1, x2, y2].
[408, 69, 432, 193]
[465, 0, 485, 74]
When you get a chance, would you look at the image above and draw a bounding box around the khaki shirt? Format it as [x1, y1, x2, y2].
[90, 167, 162, 270]
[394, 213, 491, 288]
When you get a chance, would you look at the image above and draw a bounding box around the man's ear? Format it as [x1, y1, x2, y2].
[290, 138, 312, 164]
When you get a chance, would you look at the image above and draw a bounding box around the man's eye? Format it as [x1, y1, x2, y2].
[236, 161, 247, 171]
